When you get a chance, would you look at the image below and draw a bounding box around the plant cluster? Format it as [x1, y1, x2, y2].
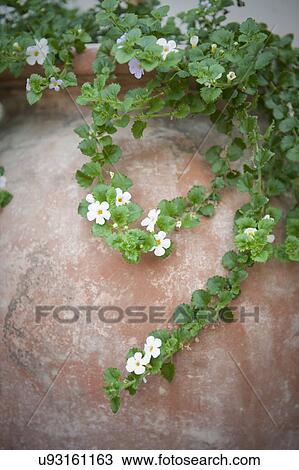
[0, 0, 298, 412]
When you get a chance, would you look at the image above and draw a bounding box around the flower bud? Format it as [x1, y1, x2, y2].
[190, 35, 199, 48]
[211, 43, 217, 54]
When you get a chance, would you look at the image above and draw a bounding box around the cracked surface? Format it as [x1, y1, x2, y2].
[0, 90, 298, 449]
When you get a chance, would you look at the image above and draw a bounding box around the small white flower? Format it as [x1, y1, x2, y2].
[151, 231, 171, 257]
[115, 187, 131, 206]
[112, 222, 118, 229]
[86, 193, 95, 204]
[49, 77, 62, 92]
[190, 35, 199, 48]
[109, 171, 115, 179]
[87, 201, 111, 225]
[287, 102, 294, 118]
[126, 352, 150, 375]
[0, 175, 7, 189]
[244, 227, 257, 237]
[26, 38, 49, 65]
[176, 220, 182, 228]
[116, 33, 127, 48]
[263, 214, 274, 221]
[201, 0, 212, 7]
[18, 0, 27, 5]
[141, 208, 160, 232]
[128, 58, 144, 79]
[267, 234, 275, 243]
[26, 78, 31, 92]
[227, 71, 236, 81]
[144, 335, 162, 359]
[156, 38, 178, 60]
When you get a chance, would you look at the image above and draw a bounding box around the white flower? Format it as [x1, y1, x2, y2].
[227, 71, 236, 81]
[87, 201, 111, 225]
[244, 227, 257, 237]
[141, 208, 160, 232]
[109, 171, 115, 178]
[287, 102, 294, 118]
[156, 38, 178, 60]
[26, 78, 31, 92]
[126, 352, 150, 375]
[26, 38, 49, 65]
[144, 336, 162, 359]
[263, 214, 274, 221]
[0, 175, 6, 189]
[176, 220, 182, 228]
[190, 35, 199, 48]
[201, 0, 212, 7]
[128, 58, 144, 79]
[115, 187, 131, 206]
[49, 77, 62, 92]
[151, 231, 171, 257]
[267, 234, 275, 243]
[86, 193, 95, 204]
[18, 0, 27, 5]
[116, 33, 127, 48]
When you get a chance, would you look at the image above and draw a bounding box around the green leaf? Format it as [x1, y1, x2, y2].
[161, 362, 175, 382]
[103, 145, 122, 164]
[181, 213, 200, 228]
[127, 203, 143, 223]
[27, 91, 42, 105]
[205, 145, 222, 164]
[191, 289, 211, 309]
[187, 185, 206, 204]
[110, 396, 120, 414]
[172, 304, 194, 324]
[207, 276, 227, 295]
[222, 251, 238, 270]
[76, 162, 101, 188]
[0, 190, 13, 208]
[236, 172, 254, 192]
[111, 172, 133, 191]
[92, 223, 112, 237]
[198, 204, 214, 217]
[79, 138, 97, 157]
[200, 87, 222, 104]
[286, 145, 299, 162]
[227, 138, 246, 161]
[131, 120, 147, 139]
[102, 0, 118, 11]
[78, 200, 89, 217]
[157, 215, 176, 232]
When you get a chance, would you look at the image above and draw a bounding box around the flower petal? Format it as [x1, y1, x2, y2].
[126, 357, 136, 373]
[154, 246, 165, 256]
[134, 365, 145, 375]
[157, 38, 167, 47]
[162, 238, 171, 249]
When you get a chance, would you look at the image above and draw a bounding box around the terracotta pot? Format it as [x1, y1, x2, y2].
[0, 48, 298, 450]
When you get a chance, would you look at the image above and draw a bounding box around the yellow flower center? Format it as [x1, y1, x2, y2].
[163, 46, 169, 52]
[98, 209, 103, 215]
[34, 51, 39, 56]
[136, 361, 140, 367]
[118, 197, 123, 203]
[149, 346, 153, 352]
[156, 239, 161, 245]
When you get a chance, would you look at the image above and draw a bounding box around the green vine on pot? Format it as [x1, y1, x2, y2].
[0, 0, 298, 413]
[0, 166, 13, 208]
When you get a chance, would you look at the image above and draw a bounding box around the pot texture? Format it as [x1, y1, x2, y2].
[0, 51, 298, 449]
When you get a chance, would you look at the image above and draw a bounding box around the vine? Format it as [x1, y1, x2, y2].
[0, 0, 298, 412]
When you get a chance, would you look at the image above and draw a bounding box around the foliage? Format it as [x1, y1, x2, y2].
[1, 0, 298, 412]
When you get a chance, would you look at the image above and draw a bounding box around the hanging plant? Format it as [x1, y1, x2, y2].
[1, 0, 298, 413]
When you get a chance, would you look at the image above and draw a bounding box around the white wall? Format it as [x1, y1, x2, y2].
[71, 0, 299, 45]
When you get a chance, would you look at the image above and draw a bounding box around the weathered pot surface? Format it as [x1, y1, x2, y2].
[0, 60, 298, 449]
